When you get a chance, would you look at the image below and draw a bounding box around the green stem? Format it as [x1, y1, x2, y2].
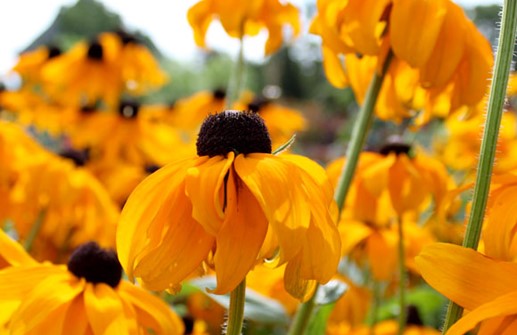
[226, 278, 246, 335]
[287, 294, 316, 335]
[23, 210, 46, 252]
[334, 50, 393, 213]
[225, 32, 246, 109]
[396, 217, 407, 335]
[287, 51, 393, 335]
[441, 0, 517, 332]
[368, 280, 381, 335]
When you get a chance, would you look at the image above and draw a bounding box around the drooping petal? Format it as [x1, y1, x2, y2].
[187, 0, 213, 48]
[390, 0, 447, 67]
[321, 46, 348, 88]
[116, 157, 198, 281]
[0, 230, 36, 268]
[118, 281, 184, 335]
[61, 295, 89, 335]
[419, 1, 467, 88]
[133, 178, 215, 292]
[416, 243, 517, 311]
[84, 284, 129, 335]
[10, 274, 84, 334]
[211, 170, 269, 294]
[235, 154, 310, 262]
[366, 230, 398, 281]
[447, 291, 517, 335]
[284, 252, 317, 302]
[185, 153, 234, 235]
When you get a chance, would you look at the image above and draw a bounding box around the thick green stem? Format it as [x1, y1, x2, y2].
[441, 0, 517, 332]
[287, 52, 392, 335]
[226, 278, 246, 335]
[225, 33, 246, 109]
[287, 294, 316, 335]
[334, 51, 393, 213]
[396, 218, 407, 335]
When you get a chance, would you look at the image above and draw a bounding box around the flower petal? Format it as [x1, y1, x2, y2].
[185, 154, 233, 235]
[390, 0, 447, 67]
[84, 283, 129, 335]
[116, 157, 197, 281]
[211, 170, 269, 294]
[10, 274, 83, 334]
[187, 0, 213, 48]
[416, 243, 517, 310]
[133, 178, 215, 291]
[447, 291, 517, 335]
[0, 231, 36, 268]
[235, 154, 310, 262]
[118, 281, 184, 335]
[284, 252, 317, 302]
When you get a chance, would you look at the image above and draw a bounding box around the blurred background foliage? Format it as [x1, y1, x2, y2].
[15, 0, 505, 163]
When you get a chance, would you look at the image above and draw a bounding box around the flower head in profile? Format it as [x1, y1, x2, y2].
[187, 0, 301, 55]
[117, 110, 341, 299]
[0, 241, 184, 334]
[310, 0, 493, 125]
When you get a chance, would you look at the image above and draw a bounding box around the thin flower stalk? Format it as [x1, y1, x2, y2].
[397, 216, 407, 335]
[287, 51, 393, 335]
[226, 278, 247, 335]
[442, 0, 517, 332]
[225, 24, 246, 109]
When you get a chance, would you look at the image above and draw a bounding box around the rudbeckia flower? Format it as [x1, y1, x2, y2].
[187, 0, 301, 55]
[417, 243, 517, 335]
[41, 37, 123, 108]
[0, 241, 184, 334]
[117, 110, 341, 299]
[172, 89, 226, 132]
[310, 0, 493, 125]
[11, 45, 61, 85]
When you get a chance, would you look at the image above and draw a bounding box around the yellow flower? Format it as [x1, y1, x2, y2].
[172, 89, 227, 132]
[188, 0, 301, 55]
[11, 45, 62, 85]
[310, 0, 493, 124]
[98, 31, 168, 95]
[117, 110, 341, 299]
[417, 243, 517, 335]
[0, 241, 184, 334]
[0, 231, 36, 269]
[41, 37, 123, 108]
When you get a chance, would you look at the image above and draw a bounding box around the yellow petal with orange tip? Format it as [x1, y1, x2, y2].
[390, 0, 447, 67]
[210, 170, 269, 294]
[416, 243, 517, 311]
[447, 291, 517, 335]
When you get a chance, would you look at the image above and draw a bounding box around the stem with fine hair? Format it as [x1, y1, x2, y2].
[396, 216, 407, 335]
[287, 51, 393, 335]
[441, 0, 517, 332]
[226, 278, 246, 335]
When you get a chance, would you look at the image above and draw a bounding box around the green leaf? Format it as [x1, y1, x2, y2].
[273, 134, 296, 155]
[188, 276, 290, 325]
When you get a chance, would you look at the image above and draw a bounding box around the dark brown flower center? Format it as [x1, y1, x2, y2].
[118, 100, 140, 119]
[67, 242, 122, 288]
[378, 136, 412, 156]
[47, 45, 62, 59]
[212, 88, 226, 100]
[87, 41, 103, 60]
[59, 148, 90, 166]
[406, 305, 424, 326]
[196, 110, 272, 157]
[247, 96, 270, 113]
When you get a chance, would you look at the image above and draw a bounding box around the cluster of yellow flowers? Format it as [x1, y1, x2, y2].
[0, 0, 517, 335]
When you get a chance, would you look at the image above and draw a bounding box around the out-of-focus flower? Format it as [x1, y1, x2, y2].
[0, 231, 36, 269]
[0, 241, 184, 334]
[435, 110, 517, 174]
[0, 121, 119, 263]
[310, 0, 493, 125]
[417, 243, 517, 335]
[172, 89, 226, 132]
[11, 45, 62, 85]
[68, 100, 194, 167]
[117, 111, 340, 299]
[187, 0, 301, 55]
